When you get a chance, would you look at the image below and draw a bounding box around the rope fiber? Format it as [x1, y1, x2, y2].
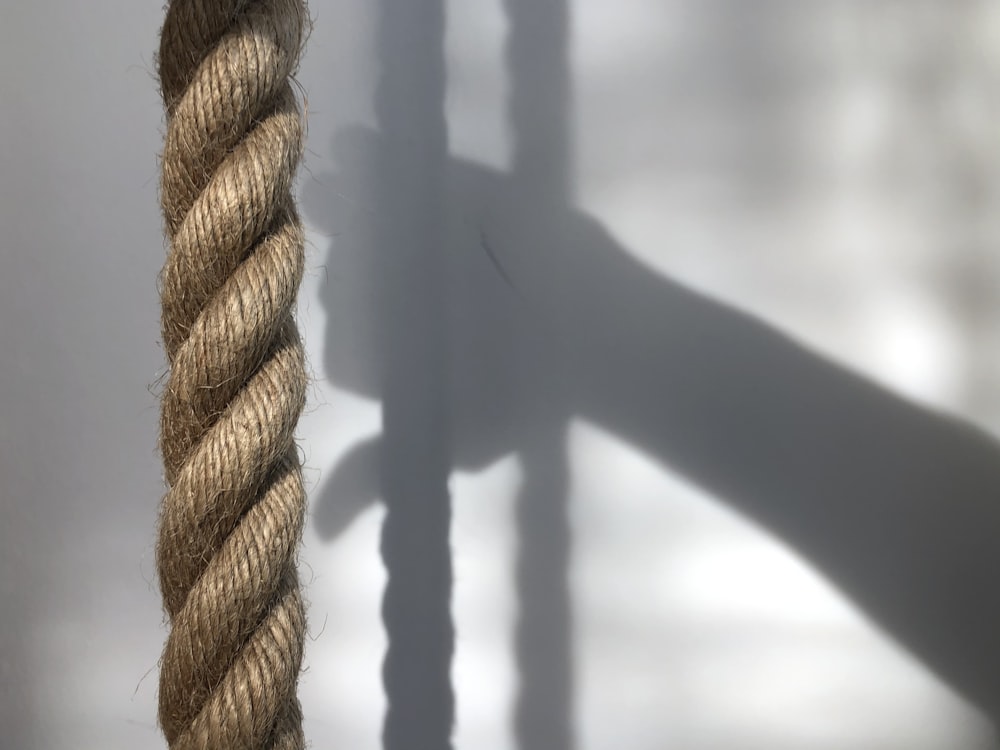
[154, 1, 310, 747]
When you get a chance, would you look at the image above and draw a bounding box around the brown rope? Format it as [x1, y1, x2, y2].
[154, 1, 309, 748]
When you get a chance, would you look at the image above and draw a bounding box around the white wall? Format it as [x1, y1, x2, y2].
[3, 1, 1000, 748]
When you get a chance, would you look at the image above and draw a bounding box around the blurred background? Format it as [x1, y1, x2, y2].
[5, 1, 1000, 748]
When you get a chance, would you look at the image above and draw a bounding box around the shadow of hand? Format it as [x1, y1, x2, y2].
[304, 126, 580, 537]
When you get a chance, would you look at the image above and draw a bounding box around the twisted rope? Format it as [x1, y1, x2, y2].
[154, 2, 309, 748]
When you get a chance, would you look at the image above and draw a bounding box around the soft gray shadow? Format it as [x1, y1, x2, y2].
[367, 1, 453, 749]
[0, 504, 36, 749]
[306, 126, 1000, 734]
[503, 0, 574, 748]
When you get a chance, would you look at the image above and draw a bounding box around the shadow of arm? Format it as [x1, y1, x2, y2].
[486, 201, 1000, 722]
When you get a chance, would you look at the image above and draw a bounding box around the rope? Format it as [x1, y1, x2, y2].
[154, 2, 309, 748]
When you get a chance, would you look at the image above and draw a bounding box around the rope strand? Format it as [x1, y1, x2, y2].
[154, 2, 309, 747]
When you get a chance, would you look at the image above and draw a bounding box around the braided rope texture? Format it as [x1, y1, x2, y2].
[154, 2, 309, 748]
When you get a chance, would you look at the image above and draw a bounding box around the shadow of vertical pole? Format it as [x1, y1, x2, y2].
[504, 2, 576, 749]
[374, 2, 454, 749]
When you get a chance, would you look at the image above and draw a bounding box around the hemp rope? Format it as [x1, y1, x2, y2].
[154, 1, 309, 748]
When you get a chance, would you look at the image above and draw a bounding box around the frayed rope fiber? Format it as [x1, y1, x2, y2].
[154, 1, 310, 748]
